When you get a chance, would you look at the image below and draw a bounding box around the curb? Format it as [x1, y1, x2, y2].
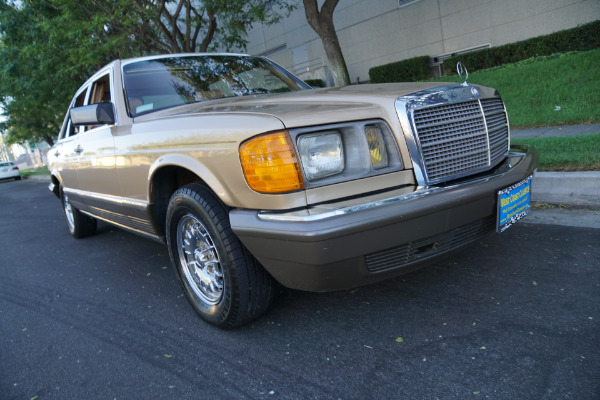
[24, 174, 51, 182]
[532, 171, 600, 208]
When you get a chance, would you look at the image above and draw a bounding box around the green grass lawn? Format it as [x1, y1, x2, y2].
[513, 133, 600, 171]
[429, 49, 600, 128]
[19, 167, 50, 177]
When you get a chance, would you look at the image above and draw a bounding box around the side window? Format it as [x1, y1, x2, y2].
[74, 90, 86, 107]
[89, 74, 112, 105]
[84, 74, 112, 132]
[60, 90, 87, 139]
[66, 118, 79, 138]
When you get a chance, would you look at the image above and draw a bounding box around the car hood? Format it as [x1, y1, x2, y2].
[134, 82, 452, 129]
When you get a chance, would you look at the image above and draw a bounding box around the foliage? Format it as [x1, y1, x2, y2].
[513, 134, 600, 171]
[368, 55, 430, 83]
[0, 0, 152, 146]
[134, 0, 297, 53]
[0, 0, 296, 146]
[444, 20, 600, 74]
[428, 49, 600, 128]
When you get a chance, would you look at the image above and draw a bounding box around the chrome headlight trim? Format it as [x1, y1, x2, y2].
[289, 119, 403, 189]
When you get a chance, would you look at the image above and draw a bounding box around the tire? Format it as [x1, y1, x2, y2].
[166, 183, 274, 329]
[61, 189, 97, 238]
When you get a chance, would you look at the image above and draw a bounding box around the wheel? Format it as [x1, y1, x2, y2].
[166, 183, 274, 329]
[15, 176, 22, 181]
[61, 190, 97, 238]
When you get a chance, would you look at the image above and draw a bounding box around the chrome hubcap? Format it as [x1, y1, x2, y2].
[176, 214, 224, 305]
[63, 194, 75, 231]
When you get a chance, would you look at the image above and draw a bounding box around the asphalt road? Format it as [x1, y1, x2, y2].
[1, 180, 599, 400]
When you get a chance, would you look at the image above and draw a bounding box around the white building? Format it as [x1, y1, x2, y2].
[245, 0, 600, 85]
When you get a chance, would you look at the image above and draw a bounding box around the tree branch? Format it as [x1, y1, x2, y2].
[302, 0, 322, 35]
[199, 11, 217, 53]
[321, 0, 339, 18]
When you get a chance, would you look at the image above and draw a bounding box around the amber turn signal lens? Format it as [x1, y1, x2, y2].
[365, 124, 388, 169]
[239, 131, 304, 193]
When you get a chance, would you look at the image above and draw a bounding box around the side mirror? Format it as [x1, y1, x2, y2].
[70, 103, 115, 126]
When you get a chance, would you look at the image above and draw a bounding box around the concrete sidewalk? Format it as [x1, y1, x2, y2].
[511, 123, 600, 139]
[511, 124, 600, 208]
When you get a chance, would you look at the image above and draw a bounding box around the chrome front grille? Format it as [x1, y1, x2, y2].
[411, 96, 509, 183]
[481, 98, 509, 163]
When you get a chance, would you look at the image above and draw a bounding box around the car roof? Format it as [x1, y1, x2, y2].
[120, 52, 252, 67]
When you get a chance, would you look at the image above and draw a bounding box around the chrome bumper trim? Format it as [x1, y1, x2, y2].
[258, 186, 443, 222]
[258, 152, 526, 223]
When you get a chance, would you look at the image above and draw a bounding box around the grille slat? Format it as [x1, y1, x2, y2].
[425, 148, 489, 167]
[412, 97, 509, 183]
[487, 124, 506, 134]
[365, 216, 495, 273]
[416, 113, 484, 130]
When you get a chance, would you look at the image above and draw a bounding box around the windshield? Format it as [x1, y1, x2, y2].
[122, 55, 309, 117]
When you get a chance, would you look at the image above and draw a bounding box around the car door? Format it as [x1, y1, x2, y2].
[52, 89, 88, 193]
[74, 70, 120, 203]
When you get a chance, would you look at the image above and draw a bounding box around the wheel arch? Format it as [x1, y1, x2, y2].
[50, 173, 62, 199]
[148, 154, 231, 236]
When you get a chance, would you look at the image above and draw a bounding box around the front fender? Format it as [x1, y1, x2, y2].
[49, 171, 62, 198]
[147, 153, 232, 204]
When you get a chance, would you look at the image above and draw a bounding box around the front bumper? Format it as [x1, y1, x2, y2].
[230, 145, 538, 292]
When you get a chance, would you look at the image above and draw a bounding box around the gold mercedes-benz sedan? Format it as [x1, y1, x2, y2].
[48, 54, 537, 328]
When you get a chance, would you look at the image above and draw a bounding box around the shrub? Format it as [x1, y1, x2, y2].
[369, 55, 431, 83]
[444, 19, 600, 74]
[304, 78, 326, 87]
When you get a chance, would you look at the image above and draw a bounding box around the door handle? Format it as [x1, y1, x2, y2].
[74, 145, 83, 154]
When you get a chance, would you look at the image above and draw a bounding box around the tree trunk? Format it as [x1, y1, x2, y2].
[302, 0, 350, 87]
[44, 134, 54, 147]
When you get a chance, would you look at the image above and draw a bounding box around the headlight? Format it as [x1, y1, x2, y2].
[297, 131, 344, 181]
[292, 121, 402, 188]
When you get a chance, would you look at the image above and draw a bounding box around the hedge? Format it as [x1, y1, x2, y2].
[368, 55, 430, 83]
[367, 20, 600, 82]
[444, 19, 600, 74]
[304, 78, 326, 87]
